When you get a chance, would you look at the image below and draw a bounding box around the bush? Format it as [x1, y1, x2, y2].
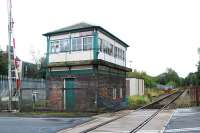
[128, 88, 165, 109]
[128, 96, 150, 109]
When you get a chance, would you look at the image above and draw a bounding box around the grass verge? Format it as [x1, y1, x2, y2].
[128, 88, 165, 109]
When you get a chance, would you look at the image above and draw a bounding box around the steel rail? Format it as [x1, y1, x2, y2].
[129, 90, 183, 133]
[81, 90, 182, 133]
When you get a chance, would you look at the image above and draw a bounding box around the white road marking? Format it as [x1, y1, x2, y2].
[165, 127, 200, 132]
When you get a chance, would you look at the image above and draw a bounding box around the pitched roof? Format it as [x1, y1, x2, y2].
[46, 23, 94, 34]
[43, 22, 96, 36]
[43, 22, 129, 47]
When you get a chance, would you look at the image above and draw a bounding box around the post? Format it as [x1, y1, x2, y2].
[7, 0, 12, 111]
[196, 87, 199, 106]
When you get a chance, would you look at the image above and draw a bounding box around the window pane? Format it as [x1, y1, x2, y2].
[120, 49, 122, 59]
[119, 49, 121, 59]
[60, 40, 65, 52]
[103, 40, 107, 53]
[72, 39, 76, 51]
[65, 39, 71, 52]
[106, 42, 109, 55]
[114, 47, 117, 57]
[50, 40, 60, 53]
[111, 44, 113, 56]
[117, 47, 119, 58]
[108, 44, 113, 56]
[77, 38, 82, 50]
[72, 37, 82, 51]
[122, 50, 125, 60]
[120, 88, 123, 98]
[98, 38, 102, 52]
[50, 41, 54, 53]
[83, 37, 92, 50]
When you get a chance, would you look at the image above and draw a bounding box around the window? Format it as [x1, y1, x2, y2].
[50, 40, 60, 53]
[50, 41, 55, 53]
[102, 40, 107, 53]
[113, 88, 117, 100]
[119, 49, 122, 59]
[120, 88, 123, 98]
[105, 42, 109, 54]
[72, 37, 82, 51]
[98, 38, 103, 52]
[61, 39, 70, 52]
[114, 47, 117, 57]
[108, 43, 113, 56]
[122, 50, 125, 61]
[83, 37, 92, 50]
[117, 47, 119, 58]
[60, 40, 65, 52]
[54, 40, 60, 53]
[110, 44, 113, 56]
[103, 41, 112, 55]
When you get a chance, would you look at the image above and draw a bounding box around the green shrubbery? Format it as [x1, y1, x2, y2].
[128, 96, 150, 109]
[128, 88, 165, 109]
[145, 88, 165, 97]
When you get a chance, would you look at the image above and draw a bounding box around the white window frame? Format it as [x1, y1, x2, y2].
[71, 37, 82, 51]
[62, 38, 71, 52]
[120, 88, 123, 98]
[98, 38, 103, 52]
[83, 36, 93, 51]
[50, 40, 60, 53]
[113, 88, 117, 100]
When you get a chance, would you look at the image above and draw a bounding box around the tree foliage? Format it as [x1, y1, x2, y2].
[155, 68, 181, 87]
[37, 57, 46, 79]
[0, 49, 8, 75]
[184, 61, 200, 86]
[127, 69, 156, 88]
[197, 61, 200, 85]
[184, 72, 197, 86]
[128, 68, 183, 88]
[0, 49, 46, 78]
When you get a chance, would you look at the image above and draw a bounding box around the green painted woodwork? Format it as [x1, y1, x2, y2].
[46, 37, 50, 77]
[93, 31, 98, 60]
[65, 78, 75, 111]
[48, 68, 126, 78]
[98, 70, 126, 77]
[48, 60, 93, 67]
[48, 69, 94, 77]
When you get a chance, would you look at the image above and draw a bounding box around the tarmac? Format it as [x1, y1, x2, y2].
[164, 107, 200, 133]
[0, 116, 91, 133]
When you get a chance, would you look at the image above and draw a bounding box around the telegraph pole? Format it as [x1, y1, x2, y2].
[7, 0, 12, 111]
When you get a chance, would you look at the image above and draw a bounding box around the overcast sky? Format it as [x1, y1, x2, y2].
[0, 0, 200, 77]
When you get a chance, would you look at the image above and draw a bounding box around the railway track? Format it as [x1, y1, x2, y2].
[129, 90, 183, 133]
[82, 90, 184, 133]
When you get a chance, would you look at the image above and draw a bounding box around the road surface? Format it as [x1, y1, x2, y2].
[0, 117, 90, 133]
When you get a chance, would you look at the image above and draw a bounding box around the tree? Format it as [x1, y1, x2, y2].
[184, 61, 200, 86]
[0, 49, 8, 75]
[197, 61, 200, 85]
[156, 68, 181, 87]
[22, 56, 47, 79]
[166, 68, 180, 86]
[37, 57, 46, 79]
[127, 70, 156, 88]
[184, 72, 197, 86]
